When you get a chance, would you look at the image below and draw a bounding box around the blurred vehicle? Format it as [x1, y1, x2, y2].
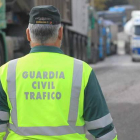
[125, 11, 140, 61]
[89, 6, 99, 63]
[106, 27, 111, 55]
[67, 0, 99, 63]
[0, 0, 102, 65]
[98, 12, 118, 57]
[98, 11, 125, 32]
[103, 20, 118, 55]
[98, 18, 106, 60]
[109, 5, 135, 29]
[99, 5, 135, 55]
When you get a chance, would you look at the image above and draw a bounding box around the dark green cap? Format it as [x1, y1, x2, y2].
[29, 5, 61, 25]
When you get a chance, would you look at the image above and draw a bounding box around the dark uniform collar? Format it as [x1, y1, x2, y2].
[30, 46, 64, 54]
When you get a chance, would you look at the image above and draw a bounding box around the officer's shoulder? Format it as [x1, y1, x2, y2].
[0, 60, 10, 70]
[69, 57, 92, 72]
[0, 55, 27, 69]
[0, 60, 12, 76]
[75, 58, 92, 68]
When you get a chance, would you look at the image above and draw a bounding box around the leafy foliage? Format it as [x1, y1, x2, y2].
[94, 0, 106, 11]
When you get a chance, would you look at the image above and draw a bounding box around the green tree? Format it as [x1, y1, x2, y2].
[94, 0, 106, 11]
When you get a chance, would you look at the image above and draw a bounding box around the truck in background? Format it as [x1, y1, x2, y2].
[99, 5, 135, 55]
[125, 11, 140, 61]
[109, 5, 136, 55]
[66, 0, 99, 63]
[98, 11, 125, 32]
[88, 3, 99, 63]
[98, 5, 135, 32]
[98, 13, 118, 57]
[109, 24, 118, 54]
[98, 18, 107, 60]
[109, 5, 136, 30]
[105, 26, 111, 55]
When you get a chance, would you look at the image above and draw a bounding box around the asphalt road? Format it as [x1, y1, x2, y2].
[86, 55, 140, 140]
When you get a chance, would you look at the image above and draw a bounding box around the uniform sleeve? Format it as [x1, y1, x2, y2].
[0, 80, 9, 139]
[83, 70, 118, 140]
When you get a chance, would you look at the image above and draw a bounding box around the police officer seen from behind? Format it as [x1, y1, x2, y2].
[0, 5, 118, 140]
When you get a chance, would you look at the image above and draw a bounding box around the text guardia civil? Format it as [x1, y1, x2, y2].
[22, 71, 65, 100]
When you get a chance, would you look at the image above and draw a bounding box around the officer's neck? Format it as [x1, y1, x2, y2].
[30, 42, 61, 48]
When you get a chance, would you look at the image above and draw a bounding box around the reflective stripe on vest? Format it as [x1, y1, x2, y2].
[96, 128, 117, 140]
[7, 59, 85, 136]
[0, 111, 9, 121]
[86, 113, 113, 130]
[0, 124, 7, 132]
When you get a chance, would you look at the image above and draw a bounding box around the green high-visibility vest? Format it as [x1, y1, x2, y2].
[0, 51, 92, 140]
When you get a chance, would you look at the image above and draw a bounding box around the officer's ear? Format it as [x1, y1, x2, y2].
[26, 28, 31, 42]
[58, 26, 63, 40]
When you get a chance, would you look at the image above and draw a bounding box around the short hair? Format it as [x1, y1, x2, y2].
[28, 23, 61, 45]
